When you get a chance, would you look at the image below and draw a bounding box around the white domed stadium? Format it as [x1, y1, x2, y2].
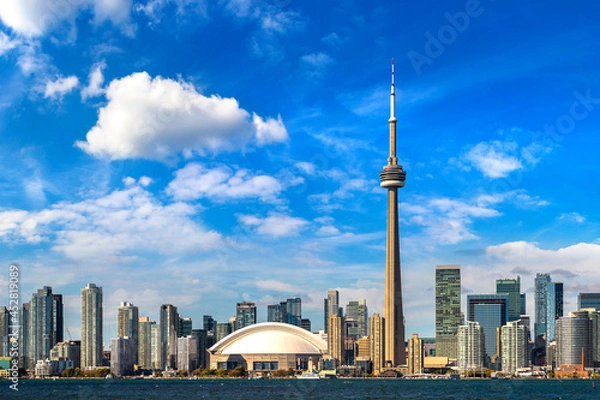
[208, 322, 328, 372]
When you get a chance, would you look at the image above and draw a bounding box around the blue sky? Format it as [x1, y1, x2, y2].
[0, 0, 599, 343]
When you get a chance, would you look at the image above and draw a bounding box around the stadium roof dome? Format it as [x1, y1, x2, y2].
[209, 322, 327, 355]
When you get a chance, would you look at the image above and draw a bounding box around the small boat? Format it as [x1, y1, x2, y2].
[297, 372, 321, 379]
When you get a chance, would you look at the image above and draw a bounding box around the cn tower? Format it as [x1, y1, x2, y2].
[379, 59, 406, 367]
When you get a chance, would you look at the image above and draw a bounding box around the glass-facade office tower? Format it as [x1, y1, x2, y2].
[346, 299, 368, 338]
[324, 290, 339, 333]
[578, 293, 600, 311]
[160, 304, 179, 369]
[29, 286, 63, 368]
[436, 265, 461, 359]
[0, 306, 9, 357]
[534, 273, 551, 338]
[235, 302, 256, 330]
[496, 277, 521, 322]
[179, 317, 193, 337]
[546, 282, 563, 342]
[467, 294, 508, 366]
[81, 283, 103, 369]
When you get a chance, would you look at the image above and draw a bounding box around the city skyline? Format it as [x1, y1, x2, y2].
[0, 1, 600, 342]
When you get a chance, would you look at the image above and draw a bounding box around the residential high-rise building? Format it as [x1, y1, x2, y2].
[379, 60, 407, 367]
[546, 282, 563, 342]
[324, 290, 339, 333]
[235, 302, 256, 330]
[160, 304, 178, 370]
[177, 336, 199, 372]
[346, 299, 368, 339]
[500, 320, 529, 374]
[216, 322, 231, 342]
[203, 315, 217, 348]
[556, 310, 593, 368]
[328, 314, 345, 367]
[578, 293, 600, 311]
[496, 277, 521, 322]
[19, 303, 30, 369]
[580, 309, 600, 365]
[435, 265, 461, 359]
[117, 302, 138, 365]
[407, 333, 424, 375]
[467, 294, 508, 366]
[28, 287, 63, 367]
[534, 273, 551, 338]
[301, 318, 311, 331]
[137, 316, 154, 369]
[267, 304, 282, 323]
[0, 306, 10, 357]
[150, 323, 161, 370]
[369, 313, 385, 375]
[457, 321, 485, 373]
[203, 315, 216, 334]
[110, 337, 135, 376]
[81, 283, 103, 369]
[268, 298, 302, 326]
[286, 298, 302, 326]
[191, 329, 208, 369]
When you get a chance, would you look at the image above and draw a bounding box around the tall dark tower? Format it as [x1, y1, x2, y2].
[379, 59, 406, 366]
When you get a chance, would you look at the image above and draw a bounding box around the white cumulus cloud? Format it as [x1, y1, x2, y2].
[75, 72, 288, 161]
[167, 162, 283, 203]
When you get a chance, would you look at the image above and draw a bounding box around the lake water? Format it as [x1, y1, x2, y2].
[5, 378, 600, 399]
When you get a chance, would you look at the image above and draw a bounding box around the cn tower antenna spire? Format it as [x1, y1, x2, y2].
[390, 58, 396, 122]
[379, 58, 407, 369]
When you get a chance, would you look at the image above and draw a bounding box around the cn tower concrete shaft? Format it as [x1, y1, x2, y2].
[379, 59, 406, 367]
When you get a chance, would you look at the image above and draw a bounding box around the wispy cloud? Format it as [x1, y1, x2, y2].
[238, 213, 308, 237]
[44, 75, 79, 99]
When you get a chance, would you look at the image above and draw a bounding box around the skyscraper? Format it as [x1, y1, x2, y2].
[235, 302, 257, 330]
[578, 293, 600, 311]
[137, 316, 154, 369]
[286, 298, 302, 326]
[534, 273, 551, 338]
[324, 290, 339, 333]
[346, 299, 368, 338]
[457, 321, 485, 373]
[436, 265, 461, 359]
[110, 337, 135, 376]
[407, 334, 424, 375]
[546, 282, 563, 342]
[379, 59, 407, 367]
[160, 304, 178, 369]
[370, 313, 385, 375]
[500, 320, 529, 374]
[328, 313, 345, 367]
[117, 302, 138, 365]
[28, 286, 63, 366]
[556, 310, 593, 368]
[496, 277, 521, 322]
[0, 306, 9, 357]
[467, 294, 508, 365]
[178, 316, 193, 337]
[81, 283, 103, 369]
